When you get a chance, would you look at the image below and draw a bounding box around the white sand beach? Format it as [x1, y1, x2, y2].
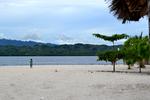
[0, 65, 150, 100]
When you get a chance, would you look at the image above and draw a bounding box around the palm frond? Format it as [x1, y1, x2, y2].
[108, 0, 147, 23]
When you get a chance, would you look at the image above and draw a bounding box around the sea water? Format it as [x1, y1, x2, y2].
[0, 56, 123, 66]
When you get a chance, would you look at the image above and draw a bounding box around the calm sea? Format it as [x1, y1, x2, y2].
[0, 56, 123, 66]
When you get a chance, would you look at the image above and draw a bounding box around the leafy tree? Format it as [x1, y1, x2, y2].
[97, 50, 123, 72]
[93, 33, 128, 49]
[93, 33, 128, 72]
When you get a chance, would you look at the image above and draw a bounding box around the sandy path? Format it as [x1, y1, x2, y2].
[0, 65, 150, 100]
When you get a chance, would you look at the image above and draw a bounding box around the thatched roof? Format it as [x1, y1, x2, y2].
[108, 0, 147, 23]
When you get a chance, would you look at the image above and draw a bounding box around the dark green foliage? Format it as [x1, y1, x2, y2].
[97, 50, 123, 72]
[0, 44, 122, 56]
[97, 50, 123, 62]
[93, 33, 129, 51]
[93, 33, 129, 42]
[122, 34, 150, 72]
[93, 33, 127, 72]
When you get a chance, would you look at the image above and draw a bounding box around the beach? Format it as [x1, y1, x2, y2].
[0, 65, 150, 100]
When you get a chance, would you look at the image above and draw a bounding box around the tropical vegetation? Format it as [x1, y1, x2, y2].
[93, 33, 128, 72]
[98, 0, 150, 73]
[94, 33, 150, 73]
[93, 33, 128, 48]
[122, 34, 150, 72]
[97, 50, 123, 72]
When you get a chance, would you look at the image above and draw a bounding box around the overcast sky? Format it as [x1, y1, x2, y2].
[0, 0, 148, 45]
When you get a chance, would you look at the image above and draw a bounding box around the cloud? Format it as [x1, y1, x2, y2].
[22, 33, 41, 41]
[0, 0, 148, 45]
[0, 0, 106, 8]
[55, 33, 76, 44]
[0, 33, 6, 39]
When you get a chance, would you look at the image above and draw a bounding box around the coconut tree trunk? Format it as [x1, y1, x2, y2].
[128, 65, 131, 69]
[112, 61, 115, 72]
[139, 61, 143, 73]
[147, 0, 150, 65]
[148, 0, 150, 40]
[139, 66, 141, 73]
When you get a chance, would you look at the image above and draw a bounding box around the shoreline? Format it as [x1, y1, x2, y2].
[0, 64, 150, 73]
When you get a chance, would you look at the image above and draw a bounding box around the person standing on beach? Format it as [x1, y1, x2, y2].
[30, 59, 33, 68]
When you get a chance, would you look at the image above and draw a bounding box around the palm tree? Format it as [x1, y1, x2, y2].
[108, 0, 147, 23]
[122, 48, 136, 69]
[107, 0, 150, 38]
[122, 34, 150, 72]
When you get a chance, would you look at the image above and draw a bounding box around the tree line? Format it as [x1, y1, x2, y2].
[0, 44, 121, 56]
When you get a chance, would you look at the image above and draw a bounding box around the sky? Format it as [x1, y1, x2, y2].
[0, 0, 148, 45]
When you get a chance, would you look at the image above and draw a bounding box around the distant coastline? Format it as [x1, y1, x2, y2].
[0, 39, 122, 56]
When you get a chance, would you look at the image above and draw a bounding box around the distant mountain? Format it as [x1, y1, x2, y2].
[0, 39, 123, 56]
[0, 39, 56, 46]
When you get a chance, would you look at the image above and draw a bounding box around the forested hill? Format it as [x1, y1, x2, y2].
[0, 39, 55, 46]
[0, 39, 122, 56]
